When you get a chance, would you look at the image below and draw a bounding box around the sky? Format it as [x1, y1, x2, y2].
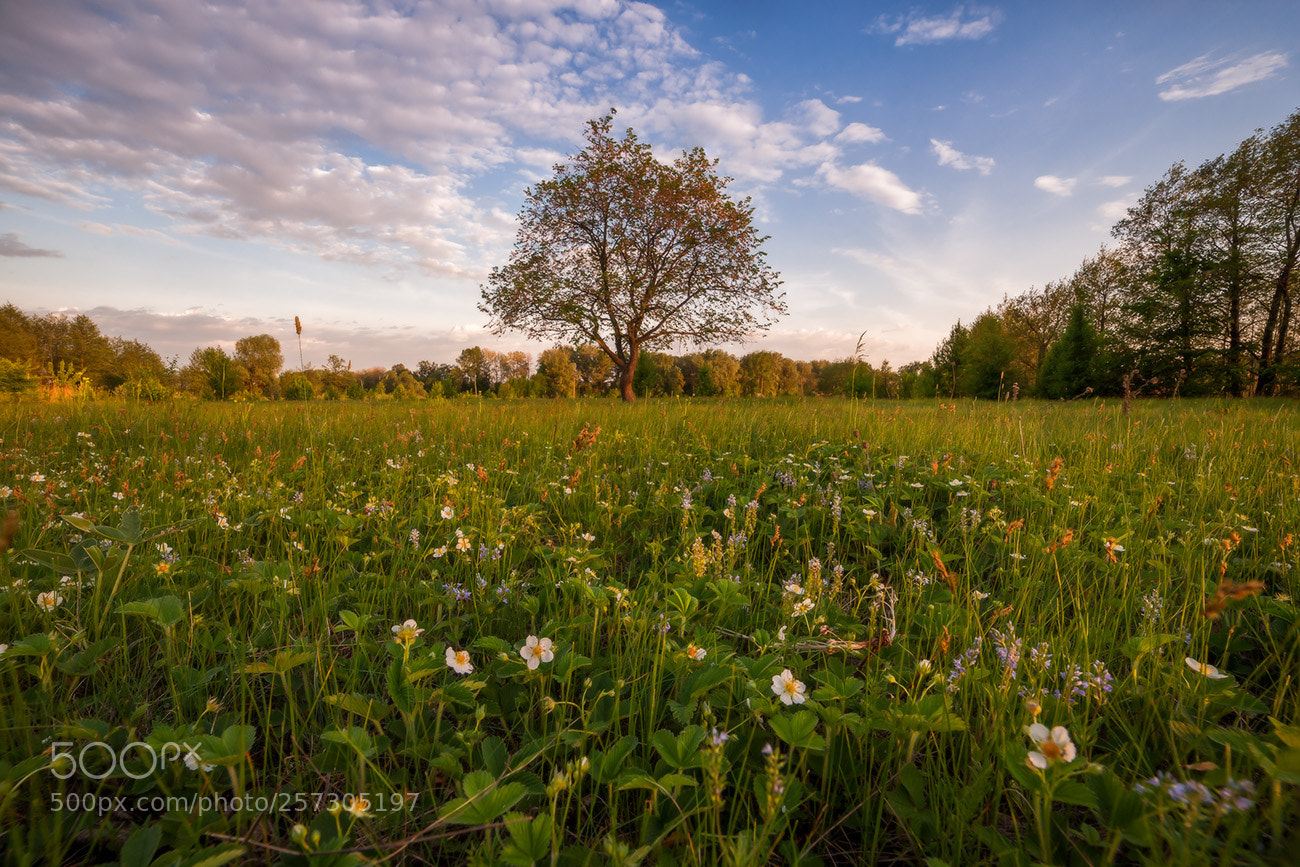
[1, 0, 1298, 371]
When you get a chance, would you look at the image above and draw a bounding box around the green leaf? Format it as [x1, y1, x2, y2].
[118, 507, 144, 545]
[481, 737, 508, 777]
[17, 548, 81, 575]
[387, 659, 415, 715]
[504, 812, 552, 862]
[179, 843, 247, 867]
[590, 736, 638, 785]
[120, 822, 163, 867]
[1053, 780, 1098, 809]
[770, 710, 823, 751]
[1121, 633, 1182, 660]
[324, 692, 391, 721]
[273, 649, 315, 673]
[321, 726, 377, 759]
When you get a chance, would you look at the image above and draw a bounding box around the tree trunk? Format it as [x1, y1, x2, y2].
[618, 344, 639, 402]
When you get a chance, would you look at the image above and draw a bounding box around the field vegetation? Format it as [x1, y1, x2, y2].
[0, 397, 1297, 865]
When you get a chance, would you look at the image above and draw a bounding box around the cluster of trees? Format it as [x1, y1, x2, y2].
[0, 302, 926, 401]
[925, 107, 1300, 399]
[0, 304, 172, 398]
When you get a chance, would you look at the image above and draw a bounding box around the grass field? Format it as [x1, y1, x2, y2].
[1, 397, 1297, 866]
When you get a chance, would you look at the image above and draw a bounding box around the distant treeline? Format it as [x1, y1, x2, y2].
[929, 107, 1300, 400]
[0, 302, 929, 400]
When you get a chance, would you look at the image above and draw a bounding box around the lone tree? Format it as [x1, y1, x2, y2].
[480, 113, 785, 401]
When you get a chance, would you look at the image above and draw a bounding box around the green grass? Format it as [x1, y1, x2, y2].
[0, 396, 1297, 866]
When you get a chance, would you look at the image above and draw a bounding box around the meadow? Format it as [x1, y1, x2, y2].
[0, 397, 1296, 866]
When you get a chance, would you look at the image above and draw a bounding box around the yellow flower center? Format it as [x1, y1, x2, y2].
[1040, 740, 1062, 760]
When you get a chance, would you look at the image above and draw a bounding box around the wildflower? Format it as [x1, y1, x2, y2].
[456, 534, 472, 552]
[184, 752, 216, 773]
[35, 591, 63, 612]
[445, 646, 474, 675]
[710, 727, 729, 746]
[792, 597, 814, 617]
[771, 669, 807, 705]
[1184, 657, 1229, 679]
[1026, 723, 1077, 769]
[441, 506, 454, 520]
[916, 658, 933, 676]
[520, 635, 554, 670]
[0, 644, 7, 656]
[432, 545, 448, 558]
[686, 644, 707, 661]
[409, 528, 420, 548]
[346, 796, 373, 819]
[391, 619, 424, 646]
[155, 562, 171, 576]
[205, 697, 222, 715]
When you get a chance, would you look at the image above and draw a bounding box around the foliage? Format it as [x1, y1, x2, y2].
[182, 346, 245, 400]
[234, 334, 284, 397]
[1037, 304, 1099, 399]
[481, 112, 785, 401]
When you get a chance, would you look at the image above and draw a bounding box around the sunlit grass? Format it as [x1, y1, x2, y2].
[0, 397, 1296, 865]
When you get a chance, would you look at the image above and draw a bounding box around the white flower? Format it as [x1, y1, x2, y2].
[792, 598, 814, 617]
[1026, 723, 1077, 769]
[0, 643, 8, 656]
[771, 669, 807, 705]
[456, 535, 472, 552]
[520, 635, 554, 670]
[1185, 657, 1229, 679]
[391, 619, 424, 644]
[687, 644, 706, 661]
[441, 506, 454, 520]
[35, 591, 63, 612]
[184, 752, 216, 773]
[445, 646, 474, 675]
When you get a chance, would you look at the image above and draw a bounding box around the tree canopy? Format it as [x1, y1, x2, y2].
[480, 112, 785, 401]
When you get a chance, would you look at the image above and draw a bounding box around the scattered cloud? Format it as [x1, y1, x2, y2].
[1098, 199, 1133, 222]
[1097, 175, 1132, 187]
[930, 139, 994, 174]
[837, 123, 887, 144]
[0, 232, 62, 257]
[1034, 175, 1076, 196]
[873, 7, 1001, 47]
[1156, 51, 1288, 101]
[817, 163, 923, 214]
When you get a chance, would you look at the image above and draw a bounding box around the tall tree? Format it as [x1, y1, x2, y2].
[1037, 304, 1099, 399]
[481, 112, 785, 401]
[234, 334, 284, 397]
[1251, 109, 1300, 394]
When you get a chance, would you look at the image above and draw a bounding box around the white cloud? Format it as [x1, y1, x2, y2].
[1034, 175, 1076, 196]
[1098, 199, 1133, 222]
[874, 8, 1000, 47]
[837, 123, 886, 144]
[789, 99, 841, 138]
[817, 163, 923, 214]
[2, 0, 836, 280]
[1156, 51, 1288, 101]
[930, 139, 994, 175]
[1097, 175, 1132, 188]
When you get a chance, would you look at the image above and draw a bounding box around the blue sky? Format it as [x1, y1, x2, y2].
[1, 0, 1296, 370]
